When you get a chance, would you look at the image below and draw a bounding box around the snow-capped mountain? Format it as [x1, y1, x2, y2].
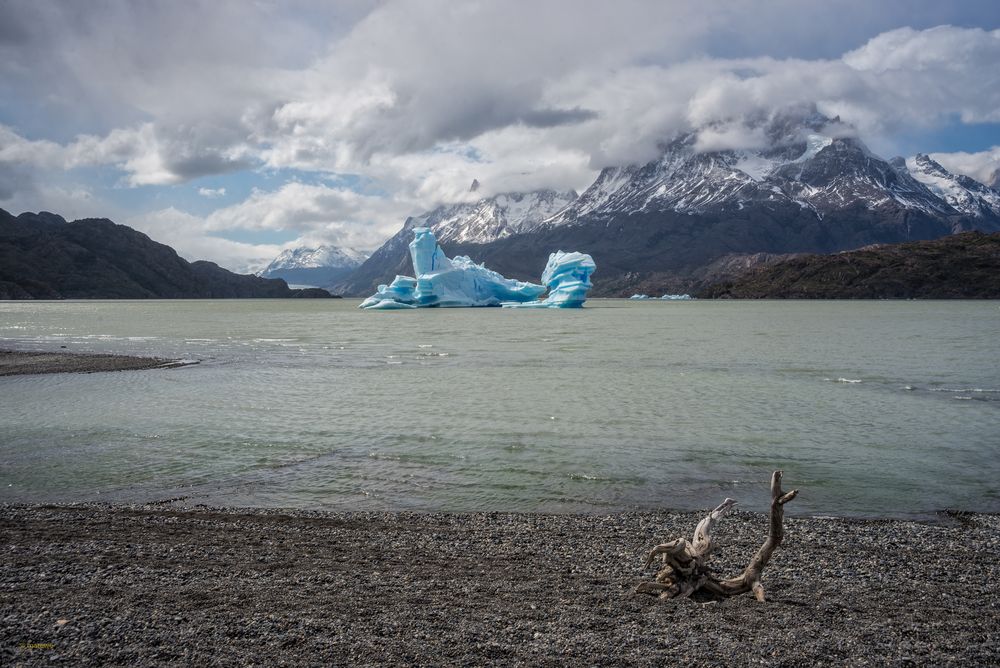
[334, 189, 576, 294]
[904, 154, 1000, 219]
[548, 118, 954, 225]
[259, 245, 369, 288]
[337, 112, 1000, 296]
[407, 189, 577, 245]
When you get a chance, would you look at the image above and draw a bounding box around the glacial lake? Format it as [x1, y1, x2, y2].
[1, 299, 998, 519]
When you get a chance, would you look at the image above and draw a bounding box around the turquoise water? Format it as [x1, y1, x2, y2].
[1, 299, 998, 518]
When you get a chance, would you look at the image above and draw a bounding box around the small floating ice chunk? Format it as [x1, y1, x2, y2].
[660, 294, 693, 300]
[366, 299, 417, 310]
[629, 294, 650, 300]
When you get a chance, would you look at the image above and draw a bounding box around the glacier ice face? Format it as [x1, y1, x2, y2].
[504, 251, 596, 309]
[359, 275, 418, 309]
[360, 228, 546, 309]
[409, 227, 453, 276]
[360, 228, 595, 309]
[414, 253, 547, 307]
[409, 228, 546, 307]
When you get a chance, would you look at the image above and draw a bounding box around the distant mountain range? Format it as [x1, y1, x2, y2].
[335, 112, 1000, 296]
[258, 245, 369, 288]
[0, 209, 333, 299]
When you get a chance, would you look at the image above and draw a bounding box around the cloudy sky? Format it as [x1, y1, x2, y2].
[1, 1, 999, 271]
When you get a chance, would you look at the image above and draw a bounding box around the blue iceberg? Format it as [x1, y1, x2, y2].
[359, 275, 418, 309]
[360, 228, 595, 309]
[502, 251, 596, 309]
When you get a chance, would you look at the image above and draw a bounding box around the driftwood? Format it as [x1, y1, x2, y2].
[636, 470, 798, 602]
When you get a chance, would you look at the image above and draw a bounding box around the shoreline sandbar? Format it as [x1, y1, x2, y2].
[0, 349, 191, 376]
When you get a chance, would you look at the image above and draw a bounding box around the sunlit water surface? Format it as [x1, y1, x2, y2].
[1, 299, 997, 518]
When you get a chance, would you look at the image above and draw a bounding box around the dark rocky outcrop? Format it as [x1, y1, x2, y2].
[0, 209, 335, 299]
[698, 231, 1000, 299]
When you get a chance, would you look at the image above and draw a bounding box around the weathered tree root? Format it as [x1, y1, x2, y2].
[636, 470, 798, 602]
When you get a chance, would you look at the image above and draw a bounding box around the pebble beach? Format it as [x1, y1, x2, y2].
[3, 504, 998, 666]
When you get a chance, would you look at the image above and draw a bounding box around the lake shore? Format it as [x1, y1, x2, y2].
[2, 504, 997, 666]
[0, 349, 190, 376]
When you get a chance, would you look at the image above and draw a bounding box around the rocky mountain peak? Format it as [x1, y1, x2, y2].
[553, 119, 951, 225]
[259, 245, 370, 288]
[408, 189, 578, 245]
[905, 153, 1000, 219]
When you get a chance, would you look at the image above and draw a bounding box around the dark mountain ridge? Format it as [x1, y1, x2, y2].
[0, 209, 332, 299]
[699, 231, 1000, 299]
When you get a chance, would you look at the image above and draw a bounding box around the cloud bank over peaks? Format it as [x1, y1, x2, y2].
[8, 16, 994, 193]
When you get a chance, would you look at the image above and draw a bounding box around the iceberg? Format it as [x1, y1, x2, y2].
[359, 275, 418, 309]
[501, 251, 596, 309]
[660, 294, 693, 300]
[408, 228, 546, 307]
[360, 228, 594, 309]
[629, 294, 650, 300]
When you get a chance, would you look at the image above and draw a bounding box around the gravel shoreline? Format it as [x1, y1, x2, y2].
[2, 504, 998, 666]
[0, 349, 191, 376]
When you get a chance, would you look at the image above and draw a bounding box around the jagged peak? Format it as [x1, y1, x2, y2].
[399, 188, 579, 246]
[261, 245, 369, 273]
[905, 152, 1000, 218]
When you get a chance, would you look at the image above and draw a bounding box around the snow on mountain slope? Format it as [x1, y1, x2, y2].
[905, 154, 1000, 219]
[557, 134, 777, 220]
[259, 245, 370, 287]
[407, 189, 578, 245]
[551, 119, 952, 225]
[262, 246, 369, 273]
[770, 137, 949, 215]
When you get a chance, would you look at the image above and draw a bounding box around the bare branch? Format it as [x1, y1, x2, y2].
[635, 471, 797, 602]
